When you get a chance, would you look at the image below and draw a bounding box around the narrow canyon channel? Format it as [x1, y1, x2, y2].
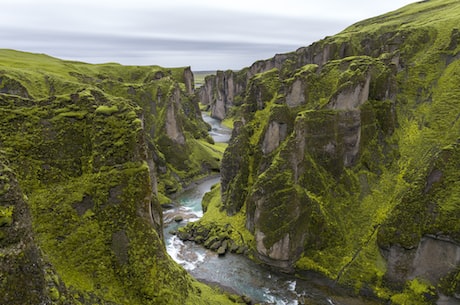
[163, 114, 376, 305]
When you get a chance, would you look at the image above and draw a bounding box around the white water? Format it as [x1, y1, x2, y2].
[166, 235, 206, 271]
[202, 114, 232, 143]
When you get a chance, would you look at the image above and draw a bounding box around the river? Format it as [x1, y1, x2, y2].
[163, 114, 378, 305]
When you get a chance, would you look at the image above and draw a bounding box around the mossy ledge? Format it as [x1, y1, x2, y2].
[0, 50, 236, 304]
[192, 0, 460, 303]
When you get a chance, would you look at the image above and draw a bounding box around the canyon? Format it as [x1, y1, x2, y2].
[1, 0, 460, 304]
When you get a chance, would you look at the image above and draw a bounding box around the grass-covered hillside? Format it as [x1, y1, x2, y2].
[0, 49, 235, 304]
[189, 0, 460, 304]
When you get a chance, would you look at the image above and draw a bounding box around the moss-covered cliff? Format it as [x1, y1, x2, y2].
[192, 0, 460, 303]
[0, 50, 235, 304]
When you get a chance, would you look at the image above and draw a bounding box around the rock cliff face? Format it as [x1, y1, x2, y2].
[195, 0, 460, 303]
[198, 70, 247, 120]
[0, 156, 62, 304]
[0, 50, 234, 304]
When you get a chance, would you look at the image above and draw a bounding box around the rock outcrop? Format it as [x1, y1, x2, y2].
[183, 66, 195, 95]
[165, 85, 186, 145]
[199, 70, 247, 120]
[382, 236, 460, 286]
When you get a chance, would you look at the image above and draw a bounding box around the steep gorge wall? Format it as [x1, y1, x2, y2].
[0, 51, 234, 305]
[197, 0, 460, 303]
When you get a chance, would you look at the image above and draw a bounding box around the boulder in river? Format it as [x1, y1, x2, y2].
[217, 240, 229, 256]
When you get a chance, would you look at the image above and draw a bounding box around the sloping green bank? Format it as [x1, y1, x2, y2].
[0, 50, 235, 304]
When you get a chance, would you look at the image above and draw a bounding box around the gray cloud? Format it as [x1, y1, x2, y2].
[0, 0, 417, 70]
[2, 16, 337, 70]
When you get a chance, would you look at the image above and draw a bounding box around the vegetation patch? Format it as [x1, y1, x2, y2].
[95, 105, 119, 115]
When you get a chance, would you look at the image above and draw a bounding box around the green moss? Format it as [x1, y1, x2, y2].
[193, 184, 254, 249]
[186, 281, 245, 305]
[390, 279, 436, 305]
[221, 117, 235, 129]
[49, 287, 60, 301]
[95, 105, 119, 115]
[295, 256, 334, 278]
[57, 111, 88, 119]
[0, 206, 13, 227]
[0, 183, 10, 196]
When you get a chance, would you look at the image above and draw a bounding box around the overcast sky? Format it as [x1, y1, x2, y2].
[1, 0, 418, 71]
